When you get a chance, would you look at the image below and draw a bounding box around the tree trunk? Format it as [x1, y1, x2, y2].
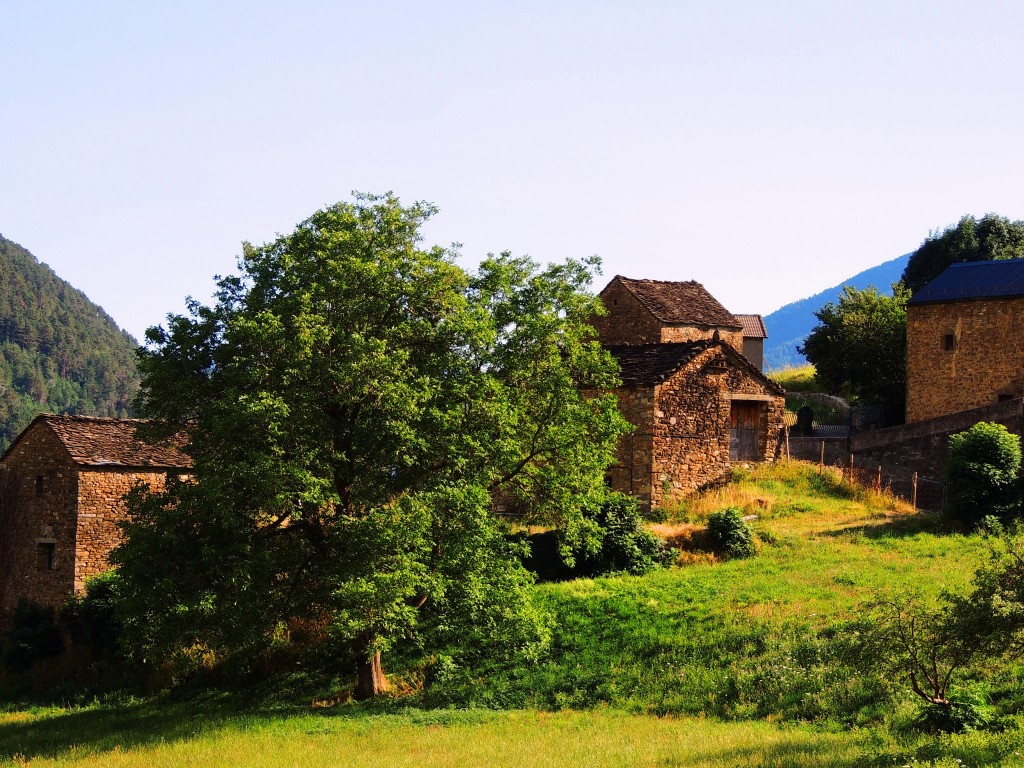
[354, 639, 390, 699]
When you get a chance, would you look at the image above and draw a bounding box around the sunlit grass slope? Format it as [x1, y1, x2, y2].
[3, 461, 1023, 767]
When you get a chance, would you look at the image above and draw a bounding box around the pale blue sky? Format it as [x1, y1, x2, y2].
[2, 2, 1023, 340]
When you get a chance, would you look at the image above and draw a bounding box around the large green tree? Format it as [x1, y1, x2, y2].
[901, 214, 1024, 294]
[113, 194, 628, 697]
[798, 285, 908, 417]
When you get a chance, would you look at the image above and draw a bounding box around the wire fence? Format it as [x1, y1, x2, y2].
[836, 456, 946, 513]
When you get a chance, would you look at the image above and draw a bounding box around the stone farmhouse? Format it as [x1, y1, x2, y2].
[593, 276, 785, 508]
[0, 415, 190, 610]
[906, 259, 1024, 423]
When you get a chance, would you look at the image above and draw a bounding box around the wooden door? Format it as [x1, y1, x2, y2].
[729, 401, 760, 461]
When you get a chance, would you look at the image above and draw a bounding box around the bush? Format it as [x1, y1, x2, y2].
[946, 421, 1022, 524]
[706, 507, 756, 558]
[578, 495, 675, 576]
[522, 495, 674, 580]
[1, 599, 64, 674]
[60, 570, 122, 657]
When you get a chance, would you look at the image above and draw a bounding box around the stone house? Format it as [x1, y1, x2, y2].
[0, 414, 190, 610]
[591, 276, 785, 508]
[735, 314, 768, 371]
[906, 259, 1024, 423]
[605, 340, 786, 507]
[591, 276, 745, 351]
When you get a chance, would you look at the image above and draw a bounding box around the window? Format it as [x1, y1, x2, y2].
[35, 475, 44, 495]
[943, 334, 956, 352]
[36, 542, 55, 571]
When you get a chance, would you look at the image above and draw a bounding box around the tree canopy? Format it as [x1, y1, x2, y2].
[113, 193, 629, 696]
[0, 235, 140, 449]
[798, 285, 908, 417]
[901, 214, 1024, 294]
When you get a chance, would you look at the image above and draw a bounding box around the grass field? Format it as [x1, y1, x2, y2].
[3, 461, 1023, 767]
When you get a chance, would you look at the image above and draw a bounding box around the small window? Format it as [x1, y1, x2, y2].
[999, 393, 1015, 403]
[35, 475, 44, 495]
[36, 542, 55, 572]
[943, 334, 956, 352]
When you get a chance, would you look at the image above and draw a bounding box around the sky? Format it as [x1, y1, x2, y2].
[2, 1, 1024, 341]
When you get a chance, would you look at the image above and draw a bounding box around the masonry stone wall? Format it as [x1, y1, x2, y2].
[907, 297, 1024, 422]
[0, 423, 78, 611]
[74, 469, 169, 593]
[659, 325, 744, 353]
[606, 385, 657, 501]
[851, 398, 1024, 486]
[591, 281, 664, 345]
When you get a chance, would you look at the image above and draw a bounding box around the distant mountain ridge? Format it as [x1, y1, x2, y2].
[0, 234, 141, 451]
[762, 254, 910, 371]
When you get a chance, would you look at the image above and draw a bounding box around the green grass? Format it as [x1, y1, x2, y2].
[3, 461, 1023, 767]
[0, 705, 1004, 768]
[768, 364, 820, 393]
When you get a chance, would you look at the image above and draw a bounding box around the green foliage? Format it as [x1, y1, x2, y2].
[60, 571, 123, 658]
[1, 599, 64, 674]
[113, 193, 628, 692]
[706, 508, 756, 558]
[0, 235, 140, 450]
[522, 495, 674, 580]
[798, 285, 908, 415]
[576, 495, 674, 576]
[902, 214, 1024, 294]
[946, 422, 1022, 524]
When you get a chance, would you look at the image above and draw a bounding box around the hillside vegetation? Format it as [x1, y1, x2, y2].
[0, 235, 140, 450]
[4, 462, 1024, 766]
[763, 254, 908, 370]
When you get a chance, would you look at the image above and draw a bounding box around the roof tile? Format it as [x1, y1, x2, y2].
[608, 276, 741, 328]
[21, 415, 192, 468]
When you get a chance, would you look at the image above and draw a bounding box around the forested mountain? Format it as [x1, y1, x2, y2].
[762, 254, 909, 370]
[0, 235, 140, 450]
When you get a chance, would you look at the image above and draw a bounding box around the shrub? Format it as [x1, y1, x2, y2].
[523, 495, 675, 580]
[706, 507, 756, 558]
[60, 570, 122, 657]
[579, 495, 675, 576]
[946, 421, 1022, 524]
[1, 599, 64, 674]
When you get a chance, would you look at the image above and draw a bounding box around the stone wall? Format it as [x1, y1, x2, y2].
[851, 397, 1024, 486]
[74, 469, 170, 593]
[659, 325, 744, 353]
[605, 385, 656, 500]
[0, 423, 78, 610]
[907, 297, 1024, 422]
[591, 281, 664, 345]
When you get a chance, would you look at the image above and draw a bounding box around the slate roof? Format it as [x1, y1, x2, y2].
[608, 276, 741, 328]
[608, 340, 786, 395]
[735, 314, 767, 339]
[909, 258, 1024, 304]
[2, 414, 192, 469]
[607, 341, 714, 386]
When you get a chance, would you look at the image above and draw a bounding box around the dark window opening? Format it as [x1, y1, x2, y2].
[36, 542, 54, 571]
[943, 334, 956, 352]
[999, 393, 1015, 403]
[604, 474, 614, 488]
[35, 475, 44, 495]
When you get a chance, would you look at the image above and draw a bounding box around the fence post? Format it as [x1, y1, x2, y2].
[876, 465, 882, 493]
[819, 440, 825, 470]
[912, 471, 918, 510]
[785, 427, 790, 461]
